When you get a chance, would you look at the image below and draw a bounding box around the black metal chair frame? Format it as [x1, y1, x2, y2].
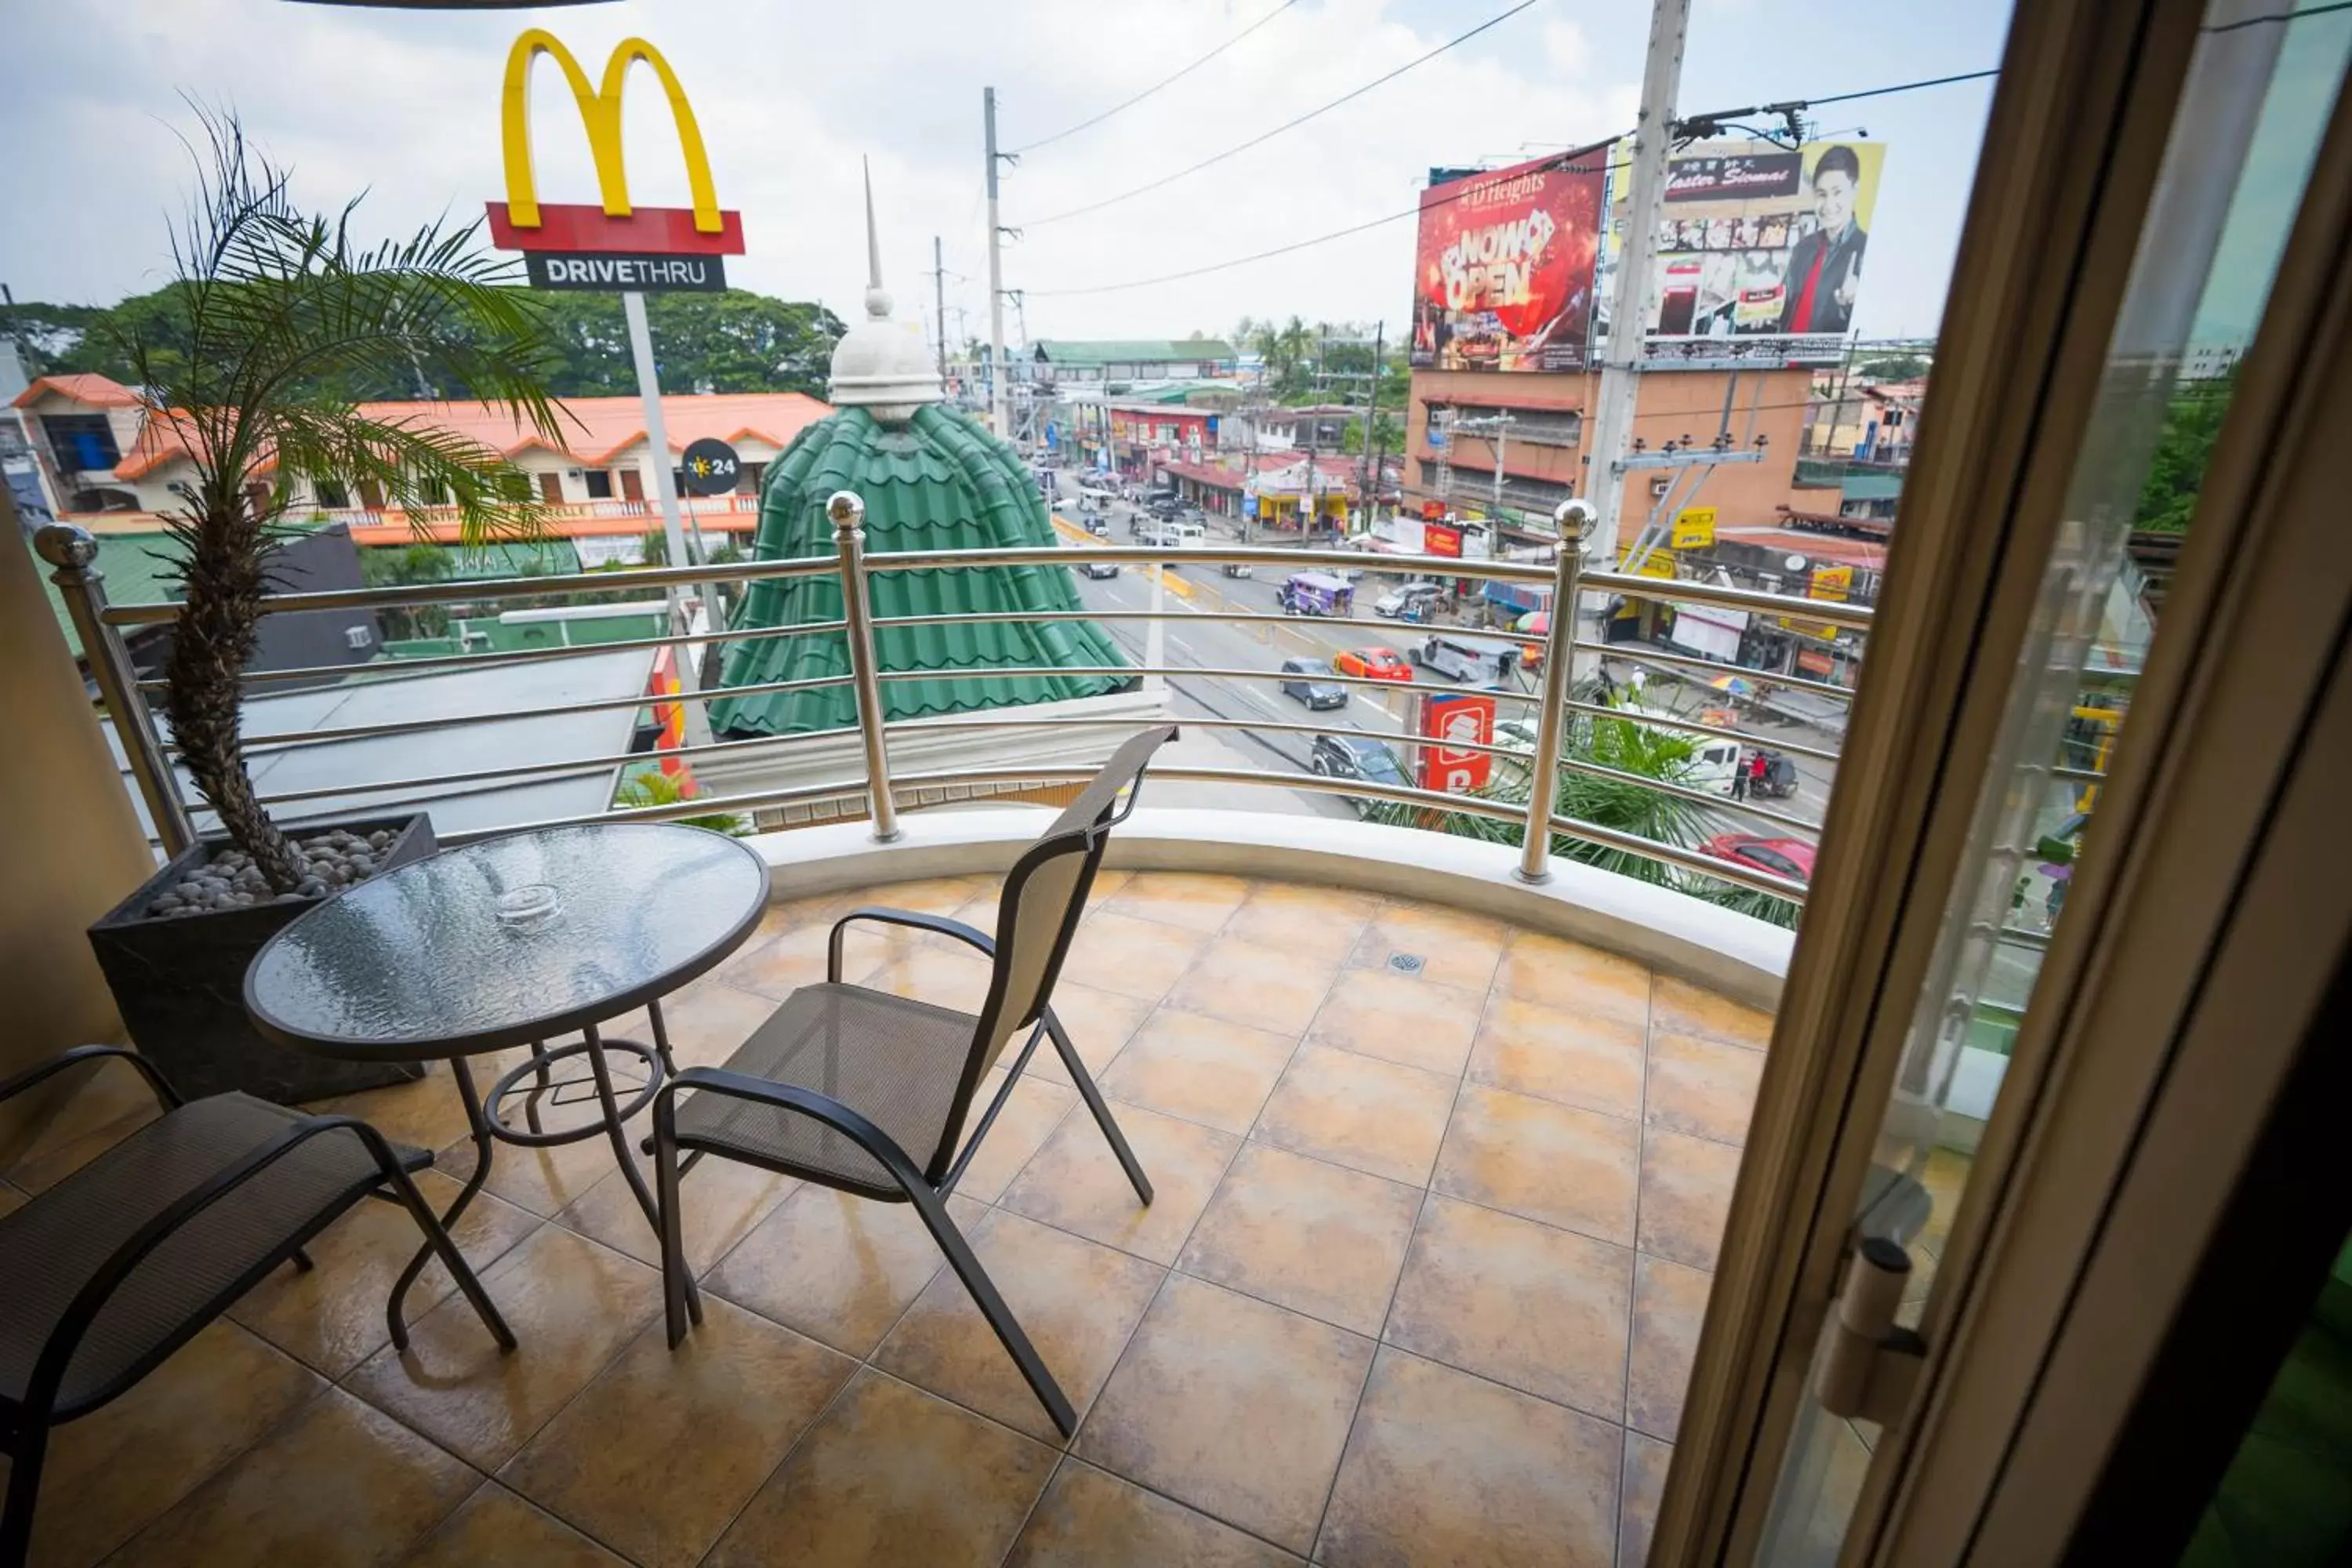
[649, 726, 1176, 1439]
[0, 1046, 514, 1566]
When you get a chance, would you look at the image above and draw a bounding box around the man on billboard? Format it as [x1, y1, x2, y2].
[1778, 145, 1868, 335]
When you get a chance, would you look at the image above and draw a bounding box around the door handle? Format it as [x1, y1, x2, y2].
[1818, 1236, 1928, 1425]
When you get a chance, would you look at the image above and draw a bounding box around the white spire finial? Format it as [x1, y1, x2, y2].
[862, 156, 891, 321]
[829, 154, 943, 422]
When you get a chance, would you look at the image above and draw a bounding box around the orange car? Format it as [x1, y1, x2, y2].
[1334, 646, 1413, 682]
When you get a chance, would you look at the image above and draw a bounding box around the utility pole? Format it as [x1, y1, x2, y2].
[983, 87, 1009, 439]
[1358, 319, 1383, 534]
[1490, 411, 1512, 523]
[933, 235, 948, 384]
[1584, 0, 1690, 582]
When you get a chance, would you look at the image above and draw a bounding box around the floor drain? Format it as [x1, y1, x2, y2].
[1388, 953, 1425, 975]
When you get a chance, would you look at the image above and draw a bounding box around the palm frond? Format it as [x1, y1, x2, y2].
[119, 106, 567, 887]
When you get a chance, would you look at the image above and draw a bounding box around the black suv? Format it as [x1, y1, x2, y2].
[1309, 732, 1410, 813]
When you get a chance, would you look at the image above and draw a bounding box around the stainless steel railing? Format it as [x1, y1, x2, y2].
[37, 496, 1872, 907]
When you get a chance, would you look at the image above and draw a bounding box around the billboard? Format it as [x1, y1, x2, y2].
[1597, 140, 1886, 368]
[1409, 151, 1606, 374]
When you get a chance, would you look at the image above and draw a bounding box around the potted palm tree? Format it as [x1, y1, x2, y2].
[83, 112, 567, 1102]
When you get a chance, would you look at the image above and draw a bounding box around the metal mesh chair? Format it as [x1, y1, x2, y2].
[0, 1046, 512, 1564]
[652, 724, 1178, 1436]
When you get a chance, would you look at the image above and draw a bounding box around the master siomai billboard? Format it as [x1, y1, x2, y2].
[1409, 151, 1606, 375]
[1595, 139, 1888, 367]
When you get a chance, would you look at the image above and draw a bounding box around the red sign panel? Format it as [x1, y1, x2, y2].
[1423, 521, 1464, 558]
[488, 202, 746, 256]
[1417, 691, 1497, 793]
[1408, 151, 1606, 374]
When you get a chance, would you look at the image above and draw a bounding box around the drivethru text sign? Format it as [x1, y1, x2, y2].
[488, 31, 746, 289]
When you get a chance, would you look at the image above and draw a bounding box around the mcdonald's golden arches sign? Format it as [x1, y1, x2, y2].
[485, 30, 746, 292]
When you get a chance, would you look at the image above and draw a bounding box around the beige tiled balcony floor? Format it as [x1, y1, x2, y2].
[2, 871, 1773, 1567]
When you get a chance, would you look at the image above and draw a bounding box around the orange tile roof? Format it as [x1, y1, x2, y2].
[110, 391, 833, 480]
[13, 372, 143, 409]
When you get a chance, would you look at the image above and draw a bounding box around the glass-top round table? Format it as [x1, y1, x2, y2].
[246, 823, 770, 1329]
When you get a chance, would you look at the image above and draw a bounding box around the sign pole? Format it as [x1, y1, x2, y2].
[623, 288, 714, 747]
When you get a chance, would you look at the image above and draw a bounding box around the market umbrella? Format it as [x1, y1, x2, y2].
[1711, 674, 1756, 696]
[1512, 611, 1551, 635]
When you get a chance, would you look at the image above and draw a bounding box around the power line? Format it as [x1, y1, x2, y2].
[1802, 67, 1998, 109]
[1022, 0, 1542, 228]
[1007, 0, 1302, 154]
[1026, 136, 1619, 298]
[1025, 58, 2009, 302]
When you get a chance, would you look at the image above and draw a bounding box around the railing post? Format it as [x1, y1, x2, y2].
[829, 491, 902, 843]
[36, 523, 198, 856]
[1514, 499, 1592, 884]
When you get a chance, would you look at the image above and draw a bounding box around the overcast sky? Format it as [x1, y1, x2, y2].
[0, 0, 2014, 350]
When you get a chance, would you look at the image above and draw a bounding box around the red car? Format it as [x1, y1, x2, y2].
[1703, 834, 1817, 884]
[1334, 646, 1413, 682]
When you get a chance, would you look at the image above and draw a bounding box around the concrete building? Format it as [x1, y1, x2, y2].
[1029, 339, 1238, 387]
[1403, 365, 1817, 548]
[1804, 377, 1926, 463]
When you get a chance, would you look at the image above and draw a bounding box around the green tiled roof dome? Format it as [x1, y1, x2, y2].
[708, 404, 1131, 738]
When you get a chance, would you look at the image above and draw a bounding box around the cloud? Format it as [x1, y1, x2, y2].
[0, 0, 1993, 345]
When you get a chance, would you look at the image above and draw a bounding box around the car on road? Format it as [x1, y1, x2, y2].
[1333, 647, 1412, 682]
[1278, 658, 1348, 710]
[1374, 582, 1443, 619]
[1493, 717, 1541, 755]
[1082, 560, 1120, 579]
[1086, 516, 1110, 537]
[1702, 834, 1816, 884]
[1309, 732, 1410, 814]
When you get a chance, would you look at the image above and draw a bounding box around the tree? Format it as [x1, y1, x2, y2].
[1363, 699, 1801, 929]
[15, 285, 844, 401]
[2134, 366, 2236, 534]
[1857, 352, 1929, 380]
[358, 543, 455, 640]
[129, 111, 561, 890]
[1339, 412, 1403, 456]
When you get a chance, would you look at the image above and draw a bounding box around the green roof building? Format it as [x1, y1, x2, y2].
[709, 193, 1131, 739]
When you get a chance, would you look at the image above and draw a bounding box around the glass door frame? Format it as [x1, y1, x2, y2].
[1653, 0, 2307, 1559]
[1875, 53, 2352, 1563]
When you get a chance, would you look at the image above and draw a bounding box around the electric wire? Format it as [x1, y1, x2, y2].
[1006, 0, 1303, 154]
[1027, 133, 1621, 297]
[1800, 67, 1999, 109]
[1021, 0, 1541, 228]
[1023, 58, 2008, 299]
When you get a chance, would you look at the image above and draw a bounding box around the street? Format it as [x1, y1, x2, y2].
[1055, 480, 1845, 839]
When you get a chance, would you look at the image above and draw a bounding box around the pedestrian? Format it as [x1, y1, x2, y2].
[1748, 750, 1769, 799]
[1730, 750, 1750, 800]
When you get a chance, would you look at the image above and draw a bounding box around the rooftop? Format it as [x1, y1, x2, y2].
[2, 869, 1766, 1566]
[27, 375, 833, 480]
[1033, 339, 1239, 367]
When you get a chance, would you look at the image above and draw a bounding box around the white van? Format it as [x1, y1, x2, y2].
[1169, 521, 1205, 549]
[1412, 633, 1519, 685]
[1611, 704, 1741, 793]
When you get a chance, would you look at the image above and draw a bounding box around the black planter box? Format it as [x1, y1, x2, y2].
[89, 814, 437, 1104]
